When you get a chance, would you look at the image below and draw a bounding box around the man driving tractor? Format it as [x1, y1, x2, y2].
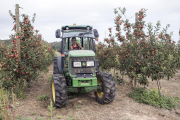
[70, 37, 83, 50]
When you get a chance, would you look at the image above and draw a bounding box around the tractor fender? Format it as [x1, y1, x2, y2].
[57, 55, 63, 73]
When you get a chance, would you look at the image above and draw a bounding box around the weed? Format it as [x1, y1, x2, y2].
[37, 116, 45, 120]
[67, 116, 75, 120]
[31, 113, 36, 116]
[47, 99, 55, 120]
[20, 94, 27, 99]
[40, 73, 44, 78]
[123, 79, 126, 84]
[37, 95, 49, 101]
[24, 118, 32, 120]
[57, 116, 62, 119]
[82, 98, 88, 101]
[68, 94, 77, 99]
[16, 115, 32, 120]
[40, 75, 43, 78]
[128, 87, 180, 110]
[16, 115, 22, 119]
[75, 105, 81, 109]
[48, 74, 52, 87]
[0, 89, 17, 120]
[35, 83, 40, 86]
[27, 83, 32, 88]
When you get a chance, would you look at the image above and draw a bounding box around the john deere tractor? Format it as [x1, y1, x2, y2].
[52, 25, 116, 108]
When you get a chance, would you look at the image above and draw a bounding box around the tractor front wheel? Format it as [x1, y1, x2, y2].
[95, 72, 116, 104]
[52, 74, 67, 108]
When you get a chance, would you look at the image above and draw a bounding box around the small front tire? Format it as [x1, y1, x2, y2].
[95, 72, 116, 104]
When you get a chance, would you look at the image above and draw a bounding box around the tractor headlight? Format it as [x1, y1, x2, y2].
[86, 61, 94, 67]
[73, 62, 81, 67]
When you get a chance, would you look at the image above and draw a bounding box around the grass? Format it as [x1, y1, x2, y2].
[82, 98, 88, 101]
[37, 116, 45, 120]
[47, 99, 55, 120]
[37, 94, 49, 101]
[16, 115, 32, 120]
[40, 74, 44, 78]
[57, 116, 62, 119]
[128, 87, 180, 110]
[31, 113, 36, 116]
[67, 116, 75, 120]
[20, 94, 27, 99]
[0, 89, 17, 120]
[48, 74, 52, 87]
[17, 115, 45, 120]
[75, 105, 81, 109]
[35, 83, 40, 86]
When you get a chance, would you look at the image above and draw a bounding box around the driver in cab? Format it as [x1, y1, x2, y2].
[70, 37, 83, 50]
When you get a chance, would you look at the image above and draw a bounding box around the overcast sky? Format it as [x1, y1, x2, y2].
[0, 0, 179, 43]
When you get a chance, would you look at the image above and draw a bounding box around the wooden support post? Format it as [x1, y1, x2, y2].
[133, 13, 138, 88]
[0, 39, 2, 59]
[15, 4, 22, 97]
[15, 4, 21, 62]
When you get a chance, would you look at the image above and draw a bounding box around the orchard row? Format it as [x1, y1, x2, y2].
[95, 8, 179, 91]
[0, 11, 55, 92]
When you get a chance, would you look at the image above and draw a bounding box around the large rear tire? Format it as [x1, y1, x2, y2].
[53, 57, 60, 74]
[95, 72, 116, 104]
[52, 74, 67, 108]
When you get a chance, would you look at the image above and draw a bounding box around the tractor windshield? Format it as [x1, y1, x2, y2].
[63, 37, 94, 51]
[62, 30, 94, 38]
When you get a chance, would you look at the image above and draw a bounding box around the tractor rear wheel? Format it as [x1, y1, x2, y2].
[53, 57, 60, 74]
[95, 72, 116, 104]
[52, 74, 67, 108]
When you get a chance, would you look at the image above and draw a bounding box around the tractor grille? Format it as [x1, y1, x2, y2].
[70, 57, 95, 76]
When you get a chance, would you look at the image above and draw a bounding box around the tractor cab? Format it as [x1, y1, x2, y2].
[55, 25, 98, 53]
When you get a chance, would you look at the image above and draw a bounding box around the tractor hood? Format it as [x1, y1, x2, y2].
[69, 50, 95, 57]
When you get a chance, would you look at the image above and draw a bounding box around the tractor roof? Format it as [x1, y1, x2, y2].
[62, 25, 93, 30]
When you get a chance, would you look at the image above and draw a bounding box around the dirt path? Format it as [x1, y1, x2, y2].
[16, 62, 180, 120]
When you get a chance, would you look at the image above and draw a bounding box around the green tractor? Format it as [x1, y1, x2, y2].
[52, 25, 116, 108]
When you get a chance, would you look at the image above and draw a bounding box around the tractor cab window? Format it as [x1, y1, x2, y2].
[83, 37, 93, 50]
[69, 37, 81, 49]
[63, 38, 69, 51]
[63, 37, 82, 51]
[62, 37, 94, 51]
[62, 29, 94, 51]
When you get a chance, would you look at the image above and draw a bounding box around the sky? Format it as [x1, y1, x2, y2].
[0, 0, 179, 43]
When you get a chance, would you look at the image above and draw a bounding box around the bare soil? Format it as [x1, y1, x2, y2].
[16, 59, 180, 120]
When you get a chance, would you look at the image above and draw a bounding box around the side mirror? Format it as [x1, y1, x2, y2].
[93, 29, 99, 38]
[55, 29, 61, 38]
